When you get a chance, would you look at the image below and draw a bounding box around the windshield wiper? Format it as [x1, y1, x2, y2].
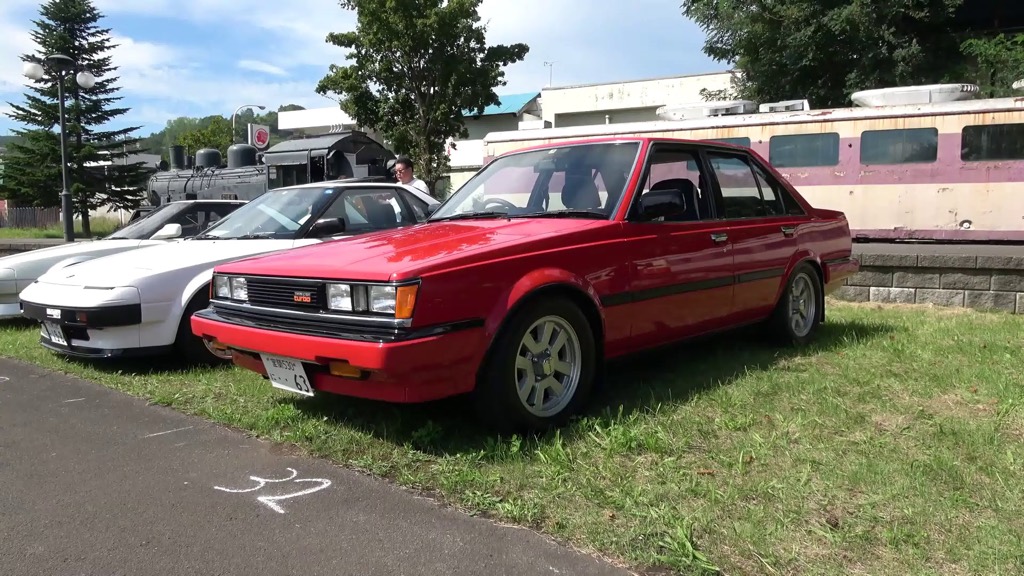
[233, 232, 279, 239]
[508, 209, 608, 219]
[427, 211, 510, 222]
[191, 233, 221, 240]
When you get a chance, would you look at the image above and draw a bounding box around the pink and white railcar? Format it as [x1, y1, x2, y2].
[482, 83, 1024, 243]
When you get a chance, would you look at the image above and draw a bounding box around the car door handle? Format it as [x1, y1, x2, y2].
[781, 226, 796, 237]
[710, 232, 728, 243]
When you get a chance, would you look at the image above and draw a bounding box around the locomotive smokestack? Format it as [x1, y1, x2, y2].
[169, 145, 186, 170]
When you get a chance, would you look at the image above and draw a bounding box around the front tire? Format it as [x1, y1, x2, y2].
[175, 291, 231, 366]
[473, 296, 596, 435]
[769, 262, 822, 346]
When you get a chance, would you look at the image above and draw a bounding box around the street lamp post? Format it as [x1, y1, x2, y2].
[231, 104, 266, 143]
[22, 54, 95, 242]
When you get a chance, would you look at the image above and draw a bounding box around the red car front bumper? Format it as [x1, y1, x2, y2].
[191, 308, 487, 403]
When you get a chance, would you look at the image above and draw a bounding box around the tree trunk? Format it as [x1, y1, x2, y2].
[80, 204, 91, 238]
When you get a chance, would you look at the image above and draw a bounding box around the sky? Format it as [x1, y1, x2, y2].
[0, 0, 724, 137]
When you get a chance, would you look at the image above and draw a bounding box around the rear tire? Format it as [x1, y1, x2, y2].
[768, 262, 822, 346]
[473, 296, 596, 435]
[175, 290, 231, 366]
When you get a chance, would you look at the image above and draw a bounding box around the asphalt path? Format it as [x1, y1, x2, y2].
[0, 358, 630, 576]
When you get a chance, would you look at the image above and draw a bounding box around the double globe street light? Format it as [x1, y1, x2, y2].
[22, 54, 96, 242]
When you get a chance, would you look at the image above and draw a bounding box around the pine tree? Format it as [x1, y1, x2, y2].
[0, 0, 151, 237]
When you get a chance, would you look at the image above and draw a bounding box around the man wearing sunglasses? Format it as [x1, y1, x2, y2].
[393, 156, 430, 195]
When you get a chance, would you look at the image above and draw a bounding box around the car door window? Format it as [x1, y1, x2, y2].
[706, 152, 784, 219]
[749, 162, 806, 216]
[397, 189, 430, 221]
[630, 146, 713, 222]
[317, 188, 416, 233]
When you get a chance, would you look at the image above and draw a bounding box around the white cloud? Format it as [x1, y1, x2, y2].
[1, 0, 721, 134]
[237, 60, 288, 77]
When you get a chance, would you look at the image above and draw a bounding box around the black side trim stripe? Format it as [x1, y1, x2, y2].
[195, 307, 483, 343]
[600, 267, 786, 307]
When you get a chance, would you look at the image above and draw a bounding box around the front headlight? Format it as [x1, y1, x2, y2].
[213, 275, 230, 298]
[212, 274, 248, 302]
[230, 277, 247, 301]
[325, 282, 418, 319]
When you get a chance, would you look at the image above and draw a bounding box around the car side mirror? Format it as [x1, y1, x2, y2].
[425, 203, 440, 217]
[309, 217, 346, 237]
[150, 222, 182, 240]
[637, 189, 687, 221]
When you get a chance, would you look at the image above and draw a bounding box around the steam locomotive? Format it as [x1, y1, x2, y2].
[145, 130, 398, 207]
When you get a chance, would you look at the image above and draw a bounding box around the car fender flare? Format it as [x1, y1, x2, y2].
[482, 267, 606, 345]
[180, 268, 216, 312]
[776, 250, 825, 318]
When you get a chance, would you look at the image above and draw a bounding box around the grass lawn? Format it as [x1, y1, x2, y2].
[1, 300, 1021, 575]
[0, 217, 121, 239]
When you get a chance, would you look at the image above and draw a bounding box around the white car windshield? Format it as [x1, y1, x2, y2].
[194, 187, 332, 240]
[429, 141, 639, 221]
[104, 203, 177, 239]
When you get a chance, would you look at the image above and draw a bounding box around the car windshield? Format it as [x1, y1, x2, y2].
[104, 203, 180, 239]
[195, 185, 340, 240]
[429, 141, 639, 221]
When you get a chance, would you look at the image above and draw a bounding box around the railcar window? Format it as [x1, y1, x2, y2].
[961, 123, 1024, 161]
[768, 133, 840, 167]
[860, 128, 938, 164]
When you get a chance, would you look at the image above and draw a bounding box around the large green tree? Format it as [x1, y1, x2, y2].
[1, 0, 150, 237]
[140, 104, 305, 163]
[315, 0, 529, 196]
[177, 116, 233, 159]
[682, 0, 970, 108]
[961, 33, 1024, 98]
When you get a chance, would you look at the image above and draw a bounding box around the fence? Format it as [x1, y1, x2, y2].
[0, 206, 61, 229]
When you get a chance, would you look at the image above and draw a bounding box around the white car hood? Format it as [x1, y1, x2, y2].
[0, 239, 153, 270]
[35, 238, 314, 288]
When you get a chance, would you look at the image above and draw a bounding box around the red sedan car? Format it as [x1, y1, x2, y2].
[192, 137, 859, 433]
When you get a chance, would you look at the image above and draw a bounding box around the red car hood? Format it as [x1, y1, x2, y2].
[216, 218, 607, 281]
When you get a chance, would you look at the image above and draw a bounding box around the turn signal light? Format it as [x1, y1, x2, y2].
[394, 284, 418, 319]
[328, 361, 366, 379]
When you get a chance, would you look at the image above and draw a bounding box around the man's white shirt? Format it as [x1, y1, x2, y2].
[404, 178, 429, 195]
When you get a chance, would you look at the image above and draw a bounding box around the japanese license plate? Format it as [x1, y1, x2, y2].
[260, 354, 314, 396]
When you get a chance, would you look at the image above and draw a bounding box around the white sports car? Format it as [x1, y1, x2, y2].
[19, 181, 439, 363]
[0, 200, 245, 319]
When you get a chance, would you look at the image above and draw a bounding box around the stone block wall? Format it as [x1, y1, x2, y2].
[834, 249, 1024, 314]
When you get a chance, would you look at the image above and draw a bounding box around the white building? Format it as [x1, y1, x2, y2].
[276, 70, 737, 196]
[539, 70, 735, 127]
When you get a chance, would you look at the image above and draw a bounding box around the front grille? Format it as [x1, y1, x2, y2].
[244, 278, 324, 311]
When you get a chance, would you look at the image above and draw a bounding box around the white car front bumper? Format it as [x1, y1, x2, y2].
[18, 281, 168, 358]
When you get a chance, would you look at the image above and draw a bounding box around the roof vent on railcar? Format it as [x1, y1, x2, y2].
[850, 83, 979, 107]
[655, 99, 758, 121]
[758, 99, 811, 113]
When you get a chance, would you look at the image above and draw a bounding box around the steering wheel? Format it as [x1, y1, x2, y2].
[482, 197, 518, 212]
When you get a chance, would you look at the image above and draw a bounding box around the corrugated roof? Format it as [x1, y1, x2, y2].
[463, 92, 540, 117]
